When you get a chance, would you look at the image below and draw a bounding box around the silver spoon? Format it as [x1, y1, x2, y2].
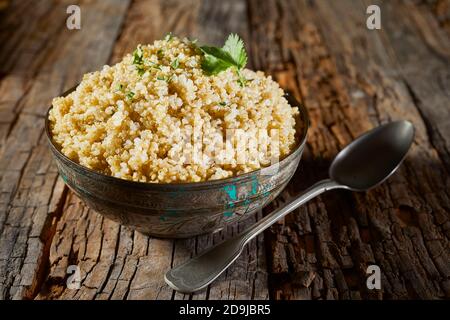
[165, 120, 415, 293]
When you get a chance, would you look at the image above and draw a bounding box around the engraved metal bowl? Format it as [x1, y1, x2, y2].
[45, 90, 309, 238]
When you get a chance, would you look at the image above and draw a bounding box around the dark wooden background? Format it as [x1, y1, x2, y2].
[0, 0, 448, 300]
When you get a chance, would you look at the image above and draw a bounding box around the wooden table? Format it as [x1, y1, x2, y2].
[0, 0, 448, 300]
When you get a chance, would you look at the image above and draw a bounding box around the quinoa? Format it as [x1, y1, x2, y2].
[49, 37, 300, 183]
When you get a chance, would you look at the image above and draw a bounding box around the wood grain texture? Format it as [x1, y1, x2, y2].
[0, 0, 448, 300]
[249, 0, 449, 299]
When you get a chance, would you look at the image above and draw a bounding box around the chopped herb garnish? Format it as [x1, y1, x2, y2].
[116, 84, 124, 91]
[219, 101, 227, 106]
[133, 45, 144, 65]
[137, 66, 146, 76]
[145, 59, 161, 70]
[126, 91, 135, 100]
[156, 75, 173, 83]
[157, 49, 164, 57]
[164, 32, 174, 41]
[170, 58, 179, 69]
[132, 45, 146, 76]
[199, 34, 248, 86]
[133, 46, 163, 76]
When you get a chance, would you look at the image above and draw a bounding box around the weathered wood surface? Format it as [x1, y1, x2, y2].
[0, 0, 448, 300]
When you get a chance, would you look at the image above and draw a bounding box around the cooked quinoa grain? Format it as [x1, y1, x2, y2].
[49, 37, 300, 183]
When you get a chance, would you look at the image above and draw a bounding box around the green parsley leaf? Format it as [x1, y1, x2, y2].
[156, 76, 165, 81]
[170, 58, 179, 69]
[219, 101, 227, 106]
[116, 84, 124, 91]
[222, 33, 247, 69]
[200, 46, 235, 72]
[199, 34, 248, 84]
[201, 55, 229, 75]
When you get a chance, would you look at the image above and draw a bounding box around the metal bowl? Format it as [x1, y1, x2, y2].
[45, 89, 309, 238]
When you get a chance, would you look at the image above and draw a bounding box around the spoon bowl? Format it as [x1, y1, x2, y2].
[330, 120, 415, 191]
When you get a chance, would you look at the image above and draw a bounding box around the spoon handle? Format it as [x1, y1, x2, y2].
[242, 179, 341, 243]
[165, 179, 341, 293]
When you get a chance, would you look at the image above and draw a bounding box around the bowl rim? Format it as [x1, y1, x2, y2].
[45, 86, 309, 189]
